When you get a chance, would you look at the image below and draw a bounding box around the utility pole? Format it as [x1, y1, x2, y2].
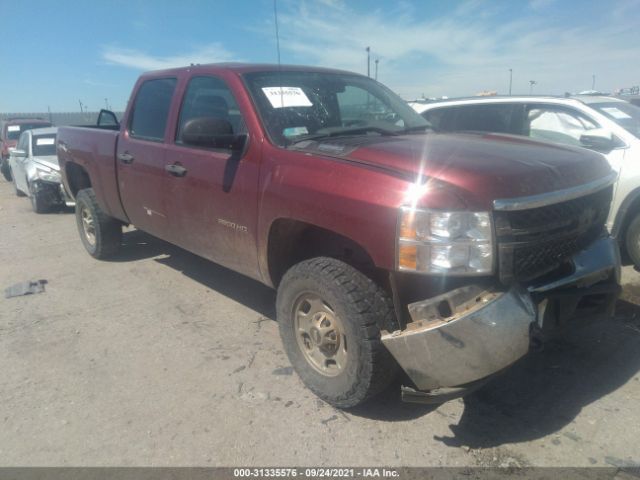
[529, 80, 537, 95]
[366, 46, 370, 77]
[47, 106, 52, 123]
[375, 59, 379, 80]
[509, 68, 513, 96]
[105, 98, 109, 109]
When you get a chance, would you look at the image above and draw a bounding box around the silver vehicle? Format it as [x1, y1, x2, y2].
[8, 127, 74, 213]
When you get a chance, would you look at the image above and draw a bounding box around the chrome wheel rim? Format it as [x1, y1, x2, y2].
[80, 205, 96, 246]
[293, 293, 347, 377]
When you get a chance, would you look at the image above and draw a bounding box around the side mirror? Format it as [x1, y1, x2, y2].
[97, 109, 119, 127]
[580, 128, 615, 152]
[12, 149, 27, 158]
[181, 117, 246, 151]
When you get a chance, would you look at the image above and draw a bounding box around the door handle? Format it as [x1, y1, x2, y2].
[118, 152, 134, 164]
[165, 163, 187, 177]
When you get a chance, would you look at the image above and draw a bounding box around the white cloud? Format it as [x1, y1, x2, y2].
[102, 43, 236, 70]
[273, 1, 640, 98]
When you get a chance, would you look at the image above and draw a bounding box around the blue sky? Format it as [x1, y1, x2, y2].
[1, 0, 639, 112]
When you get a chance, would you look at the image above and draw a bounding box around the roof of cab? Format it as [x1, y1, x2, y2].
[138, 62, 364, 78]
[1, 118, 51, 125]
[29, 127, 58, 136]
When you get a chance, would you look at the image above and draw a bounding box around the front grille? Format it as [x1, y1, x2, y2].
[494, 186, 612, 284]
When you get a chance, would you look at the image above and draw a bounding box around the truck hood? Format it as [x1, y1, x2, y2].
[294, 132, 613, 210]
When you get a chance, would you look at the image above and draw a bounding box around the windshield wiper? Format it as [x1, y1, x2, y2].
[400, 125, 433, 134]
[290, 126, 399, 145]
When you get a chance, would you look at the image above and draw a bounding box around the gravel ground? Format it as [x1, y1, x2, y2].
[1, 180, 639, 467]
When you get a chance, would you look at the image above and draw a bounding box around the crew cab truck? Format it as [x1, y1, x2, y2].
[57, 64, 620, 408]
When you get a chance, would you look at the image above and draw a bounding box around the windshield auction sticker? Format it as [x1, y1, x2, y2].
[262, 87, 313, 108]
[7, 125, 20, 132]
[36, 138, 55, 146]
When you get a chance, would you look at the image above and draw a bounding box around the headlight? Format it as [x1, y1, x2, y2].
[398, 208, 494, 274]
[35, 165, 61, 183]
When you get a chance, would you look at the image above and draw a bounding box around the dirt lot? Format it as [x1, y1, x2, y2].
[1, 180, 640, 468]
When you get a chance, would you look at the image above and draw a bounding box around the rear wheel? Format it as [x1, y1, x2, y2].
[625, 212, 640, 268]
[276, 257, 398, 408]
[75, 188, 122, 259]
[1, 159, 12, 181]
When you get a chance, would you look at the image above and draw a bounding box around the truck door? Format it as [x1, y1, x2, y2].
[164, 75, 262, 280]
[117, 77, 177, 239]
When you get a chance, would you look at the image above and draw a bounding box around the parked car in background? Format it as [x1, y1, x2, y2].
[410, 95, 640, 268]
[615, 95, 640, 107]
[55, 64, 620, 408]
[8, 127, 73, 213]
[0, 118, 52, 181]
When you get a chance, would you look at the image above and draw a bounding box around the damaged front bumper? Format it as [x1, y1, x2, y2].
[382, 235, 620, 403]
[31, 179, 75, 207]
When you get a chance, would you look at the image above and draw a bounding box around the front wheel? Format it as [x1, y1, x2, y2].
[276, 257, 398, 408]
[75, 188, 122, 259]
[625, 212, 640, 268]
[12, 171, 26, 197]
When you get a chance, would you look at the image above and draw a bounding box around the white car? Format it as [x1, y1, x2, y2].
[8, 127, 74, 213]
[410, 95, 640, 267]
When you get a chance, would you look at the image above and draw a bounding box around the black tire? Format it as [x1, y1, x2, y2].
[75, 188, 122, 259]
[276, 257, 398, 408]
[1, 159, 12, 181]
[625, 212, 640, 268]
[29, 183, 50, 213]
[12, 171, 26, 197]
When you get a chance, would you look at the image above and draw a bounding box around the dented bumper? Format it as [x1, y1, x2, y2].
[382, 236, 620, 397]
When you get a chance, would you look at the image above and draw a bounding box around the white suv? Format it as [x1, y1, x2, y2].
[410, 95, 640, 267]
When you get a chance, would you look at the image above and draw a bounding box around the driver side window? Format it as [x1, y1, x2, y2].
[176, 76, 246, 144]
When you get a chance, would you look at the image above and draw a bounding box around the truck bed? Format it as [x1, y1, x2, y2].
[57, 126, 128, 222]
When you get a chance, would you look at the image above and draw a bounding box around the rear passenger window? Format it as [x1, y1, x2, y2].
[176, 76, 247, 144]
[129, 78, 177, 141]
[452, 104, 515, 134]
[422, 108, 455, 131]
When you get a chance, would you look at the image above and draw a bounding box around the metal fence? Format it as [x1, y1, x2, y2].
[0, 112, 123, 126]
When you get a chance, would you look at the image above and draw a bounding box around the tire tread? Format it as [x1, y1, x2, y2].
[75, 188, 122, 259]
[277, 257, 398, 408]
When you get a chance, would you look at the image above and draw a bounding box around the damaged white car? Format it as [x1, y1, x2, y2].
[8, 127, 74, 213]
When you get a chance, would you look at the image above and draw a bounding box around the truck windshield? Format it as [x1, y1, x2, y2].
[591, 102, 640, 139]
[243, 71, 430, 146]
[32, 134, 57, 156]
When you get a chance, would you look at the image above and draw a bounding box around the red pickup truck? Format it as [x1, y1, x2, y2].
[57, 64, 620, 408]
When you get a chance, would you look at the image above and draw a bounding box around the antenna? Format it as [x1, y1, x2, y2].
[274, 0, 282, 66]
[273, 0, 283, 107]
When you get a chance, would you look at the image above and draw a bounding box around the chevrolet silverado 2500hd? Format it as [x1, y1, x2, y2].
[57, 64, 620, 408]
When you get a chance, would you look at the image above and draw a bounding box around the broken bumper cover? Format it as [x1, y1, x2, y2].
[382, 235, 620, 396]
[31, 180, 75, 207]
